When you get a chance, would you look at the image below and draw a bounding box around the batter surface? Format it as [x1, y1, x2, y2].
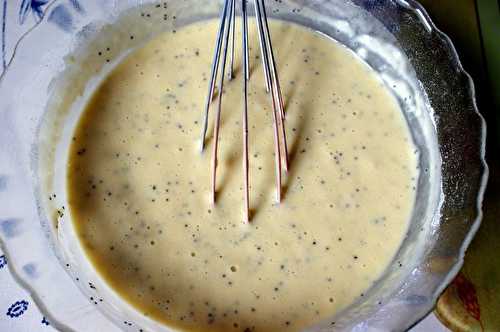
[68, 19, 418, 332]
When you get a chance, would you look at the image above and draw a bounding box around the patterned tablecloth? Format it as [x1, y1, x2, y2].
[0, 1, 450, 331]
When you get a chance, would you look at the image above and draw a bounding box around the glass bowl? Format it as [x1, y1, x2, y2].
[0, 0, 487, 331]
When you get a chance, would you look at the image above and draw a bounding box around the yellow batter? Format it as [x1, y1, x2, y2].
[68, 19, 418, 332]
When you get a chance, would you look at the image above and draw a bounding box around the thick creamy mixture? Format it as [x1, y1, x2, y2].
[68, 19, 418, 332]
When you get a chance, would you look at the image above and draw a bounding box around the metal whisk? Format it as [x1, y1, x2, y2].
[200, 0, 288, 223]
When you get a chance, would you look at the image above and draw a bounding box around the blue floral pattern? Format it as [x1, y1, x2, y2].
[1, 0, 83, 72]
[2, 0, 50, 71]
[1, 0, 6, 70]
[19, 0, 48, 24]
[1, 1, 83, 330]
[6, 300, 29, 318]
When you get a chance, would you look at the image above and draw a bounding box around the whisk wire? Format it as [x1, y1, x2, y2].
[200, 0, 231, 151]
[254, 0, 282, 202]
[242, 0, 250, 222]
[261, 1, 285, 120]
[202, 0, 288, 221]
[229, 0, 236, 80]
[254, 3, 271, 92]
[258, 0, 289, 171]
[244, 4, 250, 81]
[211, 0, 234, 204]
